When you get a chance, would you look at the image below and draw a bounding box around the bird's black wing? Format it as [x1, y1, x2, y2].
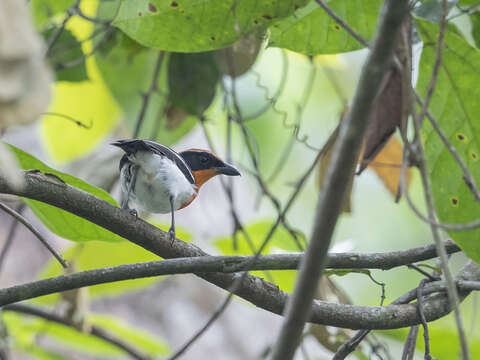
[143, 140, 195, 184]
[112, 139, 195, 184]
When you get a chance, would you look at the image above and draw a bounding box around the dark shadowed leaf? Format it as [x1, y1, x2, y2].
[358, 19, 410, 173]
[168, 52, 220, 116]
[43, 28, 89, 82]
[112, 0, 309, 52]
[214, 33, 264, 77]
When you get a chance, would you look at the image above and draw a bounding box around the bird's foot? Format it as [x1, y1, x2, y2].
[122, 205, 138, 219]
[129, 209, 138, 219]
[168, 228, 176, 245]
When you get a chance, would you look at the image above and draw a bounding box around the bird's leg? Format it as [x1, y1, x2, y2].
[122, 165, 138, 219]
[168, 196, 176, 245]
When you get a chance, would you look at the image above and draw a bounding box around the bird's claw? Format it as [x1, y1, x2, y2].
[168, 228, 176, 245]
[129, 209, 138, 219]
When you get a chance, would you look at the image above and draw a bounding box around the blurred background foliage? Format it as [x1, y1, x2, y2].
[1, 0, 480, 358]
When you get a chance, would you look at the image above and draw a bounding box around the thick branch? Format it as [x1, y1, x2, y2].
[0, 241, 460, 306]
[0, 172, 474, 330]
[270, 1, 410, 358]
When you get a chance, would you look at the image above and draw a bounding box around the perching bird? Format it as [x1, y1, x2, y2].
[112, 139, 240, 243]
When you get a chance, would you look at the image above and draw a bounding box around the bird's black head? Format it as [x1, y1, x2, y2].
[180, 149, 240, 187]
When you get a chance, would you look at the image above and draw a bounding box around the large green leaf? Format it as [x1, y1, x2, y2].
[36, 223, 191, 304]
[112, 0, 309, 52]
[268, 0, 382, 55]
[7, 143, 123, 243]
[417, 21, 480, 263]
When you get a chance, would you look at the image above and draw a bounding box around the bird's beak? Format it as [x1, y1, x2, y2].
[215, 163, 240, 176]
[111, 141, 124, 149]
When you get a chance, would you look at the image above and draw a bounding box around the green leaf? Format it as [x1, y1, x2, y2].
[30, 0, 75, 28]
[43, 28, 89, 82]
[89, 314, 170, 356]
[112, 0, 309, 52]
[2, 312, 125, 357]
[168, 52, 220, 116]
[36, 222, 191, 304]
[7, 143, 123, 243]
[268, 0, 383, 55]
[417, 21, 480, 263]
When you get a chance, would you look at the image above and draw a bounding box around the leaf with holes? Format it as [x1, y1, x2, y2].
[112, 0, 308, 52]
[417, 21, 480, 263]
[268, 0, 382, 55]
[7, 143, 123, 243]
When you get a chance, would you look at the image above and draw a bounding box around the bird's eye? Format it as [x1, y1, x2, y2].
[200, 155, 208, 163]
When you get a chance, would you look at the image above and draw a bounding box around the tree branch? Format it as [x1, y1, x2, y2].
[269, 1, 410, 358]
[0, 241, 461, 307]
[0, 172, 475, 330]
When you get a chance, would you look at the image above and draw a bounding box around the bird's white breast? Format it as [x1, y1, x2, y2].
[122, 151, 196, 214]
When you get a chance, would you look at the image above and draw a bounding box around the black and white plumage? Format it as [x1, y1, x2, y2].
[112, 139, 240, 243]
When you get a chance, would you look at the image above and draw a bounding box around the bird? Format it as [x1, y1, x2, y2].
[112, 139, 240, 243]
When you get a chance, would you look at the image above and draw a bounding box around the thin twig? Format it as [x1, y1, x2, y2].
[133, 51, 164, 138]
[269, 2, 410, 359]
[3, 304, 149, 360]
[402, 325, 419, 360]
[244, 49, 289, 121]
[416, 279, 433, 360]
[417, 0, 448, 127]
[0, 203, 25, 274]
[0, 202, 67, 268]
[407, 264, 440, 282]
[410, 69, 470, 360]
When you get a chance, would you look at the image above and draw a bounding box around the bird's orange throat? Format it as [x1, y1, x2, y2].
[192, 168, 218, 188]
[178, 169, 218, 210]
